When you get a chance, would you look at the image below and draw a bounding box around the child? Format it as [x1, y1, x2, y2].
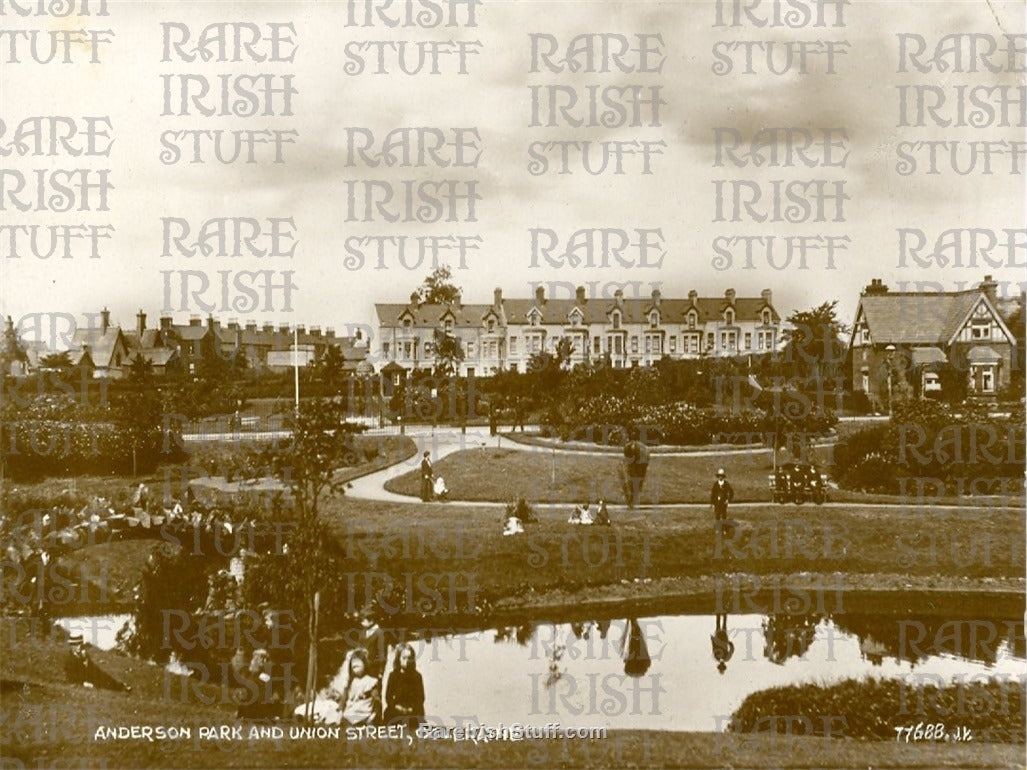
[338, 649, 381, 726]
[502, 514, 524, 536]
[384, 644, 425, 731]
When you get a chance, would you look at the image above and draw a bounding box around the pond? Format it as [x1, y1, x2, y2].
[62, 608, 1026, 732]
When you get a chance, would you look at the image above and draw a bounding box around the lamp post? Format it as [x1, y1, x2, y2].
[885, 344, 896, 415]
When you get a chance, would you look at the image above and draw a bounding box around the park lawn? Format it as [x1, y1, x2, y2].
[319, 498, 1026, 610]
[382, 447, 1025, 507]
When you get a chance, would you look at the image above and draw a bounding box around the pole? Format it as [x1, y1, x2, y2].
[304, 591, 319, 722]
[293, 328, 300, 416]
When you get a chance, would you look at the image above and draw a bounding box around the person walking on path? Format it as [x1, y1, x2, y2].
[710, 468, 734, 524]
[420, 452, 433, 502]
[622, 431, 650, 509]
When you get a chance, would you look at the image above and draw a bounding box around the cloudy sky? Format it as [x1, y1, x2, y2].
[2, 0, 1024, 346]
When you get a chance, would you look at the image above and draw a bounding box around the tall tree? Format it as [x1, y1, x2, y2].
[781, 301, 848, 382]
[418, 265, 462, 305]
[316, 344, 346, 394]
[432, 327, 464, 377]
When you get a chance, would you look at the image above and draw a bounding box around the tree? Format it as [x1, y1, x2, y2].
[272, 398, 355, 523]
[418, 265, 461, 305]
[126, 352, 154, 384]
[432, 327, 464, 377]
[316, 344, 346, 394]
[781, 301, 848, 383]
[40, 351, 73, 371]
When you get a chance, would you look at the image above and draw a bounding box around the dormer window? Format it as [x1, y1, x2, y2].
[687, 313, 696, 330]
[612, 311, 621, 330]
[649, 311, 659, 328]
[403, 318, 412, 329]
[570, 315, 580, 327]
[444, 319, 453, 334]
[529, 311, 540, 327]
[725, 309, 734, 325]
[487, 318, 495, 333]
[762, 310, 771, 325]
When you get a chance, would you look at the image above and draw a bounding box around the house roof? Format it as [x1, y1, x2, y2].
[376, 295, 779, 328]
[857, 292, 981, 345]
[70, 327, 125, 368]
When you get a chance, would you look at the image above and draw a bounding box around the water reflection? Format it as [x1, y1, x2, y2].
[64, 609, 1026, 732]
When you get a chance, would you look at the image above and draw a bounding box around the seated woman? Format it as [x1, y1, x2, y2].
[593, 500, 611, 526]
[567, 505, 585, 524]
[384, 644, 425, 731]
[502, 515, 524, 536]
[338, 648, 381, 726]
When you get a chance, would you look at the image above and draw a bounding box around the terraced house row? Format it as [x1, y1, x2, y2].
[374, 286, 782, 377]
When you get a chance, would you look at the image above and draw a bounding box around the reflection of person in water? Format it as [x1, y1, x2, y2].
[711, 614, 735, 675]
[384, 644, 424, 731]
[620, 618, 652, 677]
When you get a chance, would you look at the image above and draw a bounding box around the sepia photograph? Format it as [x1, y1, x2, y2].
[1, 0, 1025, 767]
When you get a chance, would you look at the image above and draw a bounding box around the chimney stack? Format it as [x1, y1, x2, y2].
[980, 275, 999, 305]
[263, 322, 274, 333]
[576, 286, 586, 304]
[864, 278, 889, 296]
[190, 315, 202, 327]
[725, 288, 736, 303]
[761, 289, 772, 306]
[652, 288, 661, 307]
[136, 310, 146, 337]
[535, 285, 545, 305]
[614, 288, 624, 307]
[493, 287, 503, 309]
[410, 291, 420, 308]
[100, 307, 110, 334]
[160, 315, 172, 331]
[453, 292, 462, 309]
[245, 321, 257, 331]
[227, 319, 240, 330]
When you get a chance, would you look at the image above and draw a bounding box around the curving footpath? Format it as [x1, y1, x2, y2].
[343, 426, 1022, 512]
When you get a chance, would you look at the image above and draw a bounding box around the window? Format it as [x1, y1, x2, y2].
[466, 341, 475, 357]
[706, 332, 714, 350]
[487, 319, 495, 333]
[509, 337, 517, 354]
[529, 313, 540, 327]
[403, 341, 412, 358]
[725, 310, 734, 325]
[612, 312, 621, 330]
[383, 342, 390, 356]
[860, 326, 870, 344]
[670, 336, 677, 353]
[607, 335, 623, 355]
[981, 366, 995, 393]
[924, 372, 941, 392]
[861, 372, 869, 393]
[687, 313, 696, 330]
[744, 332, 752, 349]
[403, 318, 412, 329]
[593, 337, 601, 354]
[762, 310, 771, 325]
[649, 311, 658, 328]
[444, 319, 453, 334]
[971, 319, 990, 340]
[689, 335, 699, 354]
[630, 337, 639, 353]
[570, 313, 581, 327]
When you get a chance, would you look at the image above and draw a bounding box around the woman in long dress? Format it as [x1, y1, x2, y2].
[383, 644, 425, 731]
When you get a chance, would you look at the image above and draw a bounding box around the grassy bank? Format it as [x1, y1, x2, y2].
[382, 447, 1025, 507]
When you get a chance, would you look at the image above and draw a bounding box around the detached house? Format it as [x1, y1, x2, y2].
[849, 276, 1019, 404]
[375, 285, 781, 377]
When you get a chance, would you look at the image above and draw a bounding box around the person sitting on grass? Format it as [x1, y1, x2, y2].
[338, 648, 381, 727]
[567, 504, 588, 525]
[383, 644, 425, 732]
[593, 500, 611, 527]
[65, 633, 131, 693]
[502, 512, 525, 536]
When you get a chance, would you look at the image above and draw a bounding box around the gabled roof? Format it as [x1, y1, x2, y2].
[376, 295, 779, 328]
[855, 289, 1007, 346]
[70, 326, 127, 368]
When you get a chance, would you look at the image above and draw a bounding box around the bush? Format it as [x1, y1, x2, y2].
[731, 677, 1025, 741]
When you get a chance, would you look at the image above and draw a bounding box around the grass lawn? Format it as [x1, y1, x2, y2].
[317, 498, 1025, 610]
[383, 447, 1025, 507]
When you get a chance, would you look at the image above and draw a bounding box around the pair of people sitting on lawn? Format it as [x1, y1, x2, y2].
[567, 500, 611, 526]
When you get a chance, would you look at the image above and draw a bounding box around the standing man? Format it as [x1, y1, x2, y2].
[622, 430, 650, 509]
[710, 468, 734, 523]
[420, 451, 433, 502]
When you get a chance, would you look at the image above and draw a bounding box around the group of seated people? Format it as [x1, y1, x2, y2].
[500, 499, 613, 535]
[294, 643, 425, 730]
[567, 500, 611, 526]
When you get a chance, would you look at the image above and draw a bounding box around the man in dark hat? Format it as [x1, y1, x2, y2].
[710, 468, 734, 523]
[420, 451, 433, 502]
[65, 633, 131, 692]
